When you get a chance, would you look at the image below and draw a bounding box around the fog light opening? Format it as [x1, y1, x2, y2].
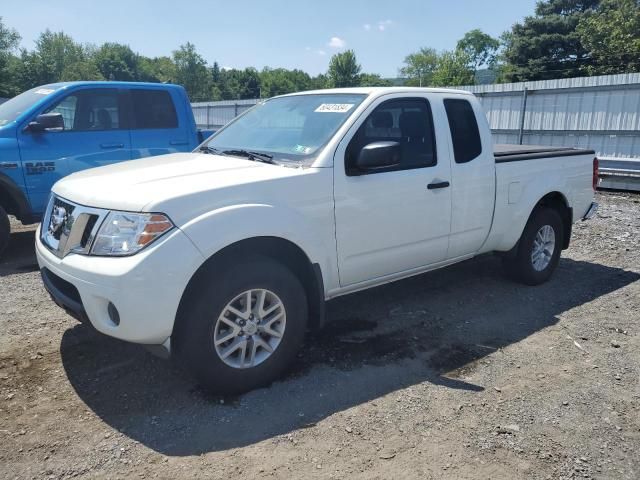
[107, 302, 121, 326]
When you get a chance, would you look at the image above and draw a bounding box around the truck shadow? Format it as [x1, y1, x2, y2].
[59, 256, 639, 456]
[0, 230, 39, 277]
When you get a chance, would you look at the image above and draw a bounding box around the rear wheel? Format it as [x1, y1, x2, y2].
[503, 207, 564, 286]
[0, 206, 10, 258]
[174, 255, 308, 394]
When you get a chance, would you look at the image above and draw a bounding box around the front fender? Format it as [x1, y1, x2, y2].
[179, 203, 338, 291]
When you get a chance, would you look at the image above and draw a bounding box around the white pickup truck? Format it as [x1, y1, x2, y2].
[36, 87, 598, 393]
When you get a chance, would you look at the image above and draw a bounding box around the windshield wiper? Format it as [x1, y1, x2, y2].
[199, 145, 221, 154]
[222, 149, 276, 164]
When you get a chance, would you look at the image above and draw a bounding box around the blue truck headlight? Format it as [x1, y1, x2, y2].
[90, 212, 174, 256]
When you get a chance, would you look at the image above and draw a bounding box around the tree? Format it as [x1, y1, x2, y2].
[327, 50, 361, 88]
[576, 0, 640, 75]
[501, 0, 601, 82]
[0, 17, 21, 97]
[32, 30, 86, 81]
[399, 47, 439, 86]
[172, 42, 211, 101]
[456, 29, 500, 72]
[239, 67, 261, 98]
[309, 74, 329, 90]
[60, 60, 103, 81]
[139, 56, 177, 83]
[430, 50, 475, 86]
[358, 73, 393, 87]
[93, 43, 141, 81]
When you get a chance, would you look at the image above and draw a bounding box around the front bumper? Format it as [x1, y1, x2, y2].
[582, 202, 598, 220]
[41, 266, 89, 324]
[36, 224, 204, 345]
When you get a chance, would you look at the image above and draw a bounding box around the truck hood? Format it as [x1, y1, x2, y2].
[52, 152, 307, 215]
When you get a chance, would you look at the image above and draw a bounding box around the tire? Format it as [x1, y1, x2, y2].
[0, 206, 10, 259]
[503, 207, 564, 286]
[174, 255, 308, 395]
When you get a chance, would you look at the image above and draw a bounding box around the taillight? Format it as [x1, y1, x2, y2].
[593, 157, 599, 191]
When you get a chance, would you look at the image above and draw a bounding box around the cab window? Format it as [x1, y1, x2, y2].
[45, 89, 120, 131]
[346, 98, 436, 175]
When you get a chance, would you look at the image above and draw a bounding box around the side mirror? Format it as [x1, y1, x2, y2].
[356, 141, 401, 172]
[27, 113, 64, 133]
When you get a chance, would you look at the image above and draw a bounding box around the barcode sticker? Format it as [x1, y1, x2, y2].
[315, 103, 355, 113]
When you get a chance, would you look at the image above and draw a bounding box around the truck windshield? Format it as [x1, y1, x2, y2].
[202, 93, 367, 163]
[0, 85, 60, 127]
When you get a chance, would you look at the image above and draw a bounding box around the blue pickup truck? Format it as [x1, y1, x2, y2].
[0, 81, 212, 256]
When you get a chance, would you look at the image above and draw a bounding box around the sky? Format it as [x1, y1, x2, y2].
[3, 0, 538, 77]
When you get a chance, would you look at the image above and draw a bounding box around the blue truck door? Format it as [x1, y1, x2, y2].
[17, 88, 132, 215]
[128, 88, 191, 158]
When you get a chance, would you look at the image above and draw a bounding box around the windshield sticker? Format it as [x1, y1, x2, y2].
[314, 103, 355, 113]
[293, 145, 312, 154]
[35, 88, 55, 95]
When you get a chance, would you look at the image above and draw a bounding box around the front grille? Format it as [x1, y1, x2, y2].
[41, 195, 106, 258]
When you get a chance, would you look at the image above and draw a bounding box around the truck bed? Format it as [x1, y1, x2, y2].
[494, 144, 595, 163]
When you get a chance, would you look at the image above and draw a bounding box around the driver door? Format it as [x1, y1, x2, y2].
[333, 95, 452, 287]
[17, 88, 132, 215]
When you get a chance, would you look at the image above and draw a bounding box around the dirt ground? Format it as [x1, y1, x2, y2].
[0, 190, 638, 480]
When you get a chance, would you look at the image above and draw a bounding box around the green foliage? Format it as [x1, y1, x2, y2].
[576, 0, 640, 75]
[400, 47, 474, 87]
[172, 42, 211, 101]
[501, 0, 601, 82]
[36, 31, 87, 80]
[358, 73, 393, 87]
[0, 17, 21, 97]
[3, 3, 640, 101]
[139, 56, 177, 83]
[456, 29, 500, 71]
[59, 60, 104, 81]
[260, 68, 310, 97]
[0, 17, 20, 53]
[430, 50, 475, 86]
[93, 43, 141, 81]
[328, 50, 362, 87]
[399, 47, 439, 86]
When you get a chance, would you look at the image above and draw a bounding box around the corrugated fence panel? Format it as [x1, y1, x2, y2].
[459, 73, 640, 160]
[191, 99, 260, 129]
[193, 74, 640, 161]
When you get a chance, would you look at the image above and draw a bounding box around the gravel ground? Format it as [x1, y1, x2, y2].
[0, 191, 638, 480]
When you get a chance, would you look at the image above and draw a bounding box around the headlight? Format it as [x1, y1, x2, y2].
[90, 212, 174, 256]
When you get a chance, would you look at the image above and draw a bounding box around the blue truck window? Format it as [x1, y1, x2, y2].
[45, 89, 121, 131]
[131, 90, 177, 129]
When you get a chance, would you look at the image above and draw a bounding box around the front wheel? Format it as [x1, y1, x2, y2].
[174, 255, 308, 394]
[0, 206, 10, 258]
[503, 207, 564, 286]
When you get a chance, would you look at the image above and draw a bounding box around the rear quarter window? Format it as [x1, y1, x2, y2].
[444, 98, 482, 164]
[131, 90, 178, 129]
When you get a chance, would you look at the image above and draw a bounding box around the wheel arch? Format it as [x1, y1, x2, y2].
[0, 173, 33, 224]
[174, 236, 326, 341]
[533, 191, 572, 250]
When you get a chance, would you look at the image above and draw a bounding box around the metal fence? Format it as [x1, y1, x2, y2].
[191, 73, 640, 191]
[191, 99, 260, 129]
[454, 73, 640, 161]
[193, 73, 640, 162]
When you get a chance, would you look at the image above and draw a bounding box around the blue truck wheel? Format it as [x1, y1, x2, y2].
[0, 205, 9, 258]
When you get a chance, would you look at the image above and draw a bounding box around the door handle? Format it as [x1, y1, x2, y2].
[100, 143, 124, 149]
[169, 140, 189, 146]
[427, 181, 450, 190]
